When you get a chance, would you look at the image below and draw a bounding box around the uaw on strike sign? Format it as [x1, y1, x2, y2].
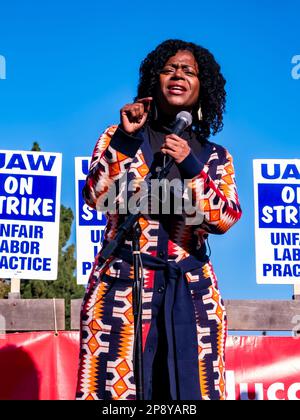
[75, 158, 106, 285]
[0, 151, 62, 280]
[254, 159, 300, 284]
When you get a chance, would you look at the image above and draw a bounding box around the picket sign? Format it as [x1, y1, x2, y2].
[0, 151, 62, 289]
[74, 157, 106, 285]
[253, 159, 300, 286]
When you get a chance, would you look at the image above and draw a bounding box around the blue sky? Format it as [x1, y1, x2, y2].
[0, 0, 300, 300]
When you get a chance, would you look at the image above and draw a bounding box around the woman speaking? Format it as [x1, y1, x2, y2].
[76, 39, 242, 400]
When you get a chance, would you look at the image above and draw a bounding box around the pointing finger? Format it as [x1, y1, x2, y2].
[137, 97, 153, 113]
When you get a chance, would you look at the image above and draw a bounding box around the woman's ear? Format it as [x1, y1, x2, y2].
[197, 107, 203, 121]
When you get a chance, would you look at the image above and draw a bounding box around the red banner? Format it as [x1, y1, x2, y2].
[0, 332, 300, 400]
[0, 331, 79, 400]
[226, 336, 300, 400]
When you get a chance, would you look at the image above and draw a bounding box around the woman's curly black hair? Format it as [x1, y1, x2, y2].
[135, 39, 226, 142]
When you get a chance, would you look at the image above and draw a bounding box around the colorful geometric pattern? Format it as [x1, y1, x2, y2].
[190, 284, 227, 400]
[106, 358, 136, 400]
[76, 125, 242, 400]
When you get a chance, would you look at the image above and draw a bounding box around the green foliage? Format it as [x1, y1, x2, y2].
[31, 142, 41, 152]
[0, 279, 9, 299]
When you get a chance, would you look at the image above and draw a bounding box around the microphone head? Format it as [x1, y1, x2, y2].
[175, 111, 193, 129]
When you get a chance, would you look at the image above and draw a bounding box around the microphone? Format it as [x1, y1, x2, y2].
[160, 111, 193, 179]
[172, 111, 193, 136]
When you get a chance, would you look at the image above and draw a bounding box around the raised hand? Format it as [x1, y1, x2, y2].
[120, 97, 153, 134]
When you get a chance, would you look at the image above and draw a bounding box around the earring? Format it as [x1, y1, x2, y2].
[197, 107, 203, 121]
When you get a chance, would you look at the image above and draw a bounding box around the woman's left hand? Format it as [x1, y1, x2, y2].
[161, 134, 191, 164]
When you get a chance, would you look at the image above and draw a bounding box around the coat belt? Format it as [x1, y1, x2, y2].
[109, 244, 210, 400]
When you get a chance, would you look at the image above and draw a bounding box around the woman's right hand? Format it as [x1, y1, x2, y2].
[120, 97, 153, 134]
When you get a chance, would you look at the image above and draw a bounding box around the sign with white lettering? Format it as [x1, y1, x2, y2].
[0, 150, 62, 280]
[75, 158, 106, 285]
[253, 159, 300, 284]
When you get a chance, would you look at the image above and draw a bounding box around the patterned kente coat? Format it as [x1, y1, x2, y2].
[76, 124, 242, 400]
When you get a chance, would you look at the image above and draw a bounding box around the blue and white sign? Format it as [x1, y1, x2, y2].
[0, 150, 62, 280]
[75, 158, 106, 285]
[253, 159, 300, 284]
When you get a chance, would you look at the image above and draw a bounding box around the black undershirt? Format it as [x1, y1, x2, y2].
[144, 120, 203, 180]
